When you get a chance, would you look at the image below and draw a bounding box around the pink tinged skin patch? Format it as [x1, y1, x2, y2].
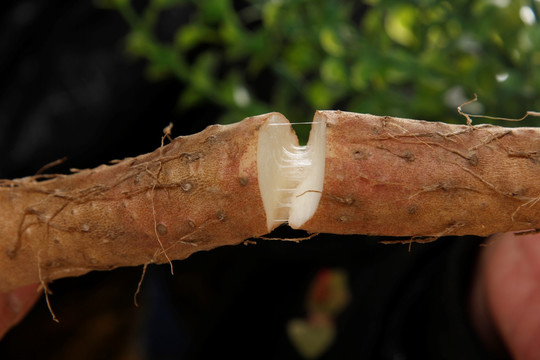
[0, 283, 40, 337]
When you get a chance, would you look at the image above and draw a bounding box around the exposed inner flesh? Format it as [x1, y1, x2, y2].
[257, 112, 326, 232]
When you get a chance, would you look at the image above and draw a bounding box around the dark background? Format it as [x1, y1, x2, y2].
[1, 0, 534, 358]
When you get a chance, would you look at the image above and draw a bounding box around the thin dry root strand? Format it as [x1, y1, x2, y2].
[513, 228, 540, 236]
[38, 282, 59, 323]
[380, 237, 439, 252]
[149, 162, 174, 275]
[134, 262, 149, 307]
[458, 93, 540, 126]
[256, 233, 320, 243]
[35, 157, 67, 176]
[162, 122, 174, 144]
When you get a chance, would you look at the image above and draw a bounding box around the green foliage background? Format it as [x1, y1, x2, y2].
[97, 0, 540, 131]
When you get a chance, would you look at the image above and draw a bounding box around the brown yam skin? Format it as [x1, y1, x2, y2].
[0, 114, 271, 292]
[302, 111, 540, 238]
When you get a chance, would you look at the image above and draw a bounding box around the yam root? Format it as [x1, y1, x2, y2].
[1, 110, 540, 292]
[0, 114, 269, 292]
[301, 111, 540, 237]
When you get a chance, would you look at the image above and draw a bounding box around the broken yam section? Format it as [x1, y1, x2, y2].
[0, 114, 273, 292]
[2, 110, 540, 292]
[302, 111, 540, 238]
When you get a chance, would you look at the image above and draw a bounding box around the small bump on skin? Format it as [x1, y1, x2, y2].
[468, 153, 478, 166]
[80, 224, 90, 232]
[180, 180, 194, 192]
[188, 220, 196, 228]
[181, 152, 201, 163]
[338, 215, 350, 223]
[402, 151, 415, 162]
[238, 177, 249, 186]
[370, 126, 381, 135]
[353, 149, 369, 161]
[205, 135, 217, 143]
[330, 195, 355, 206]
[407, 205, 418, 215]
[217, 211, 226, 222]
[157, 223, 168, 235]
[33, 209, 49, 223]
[509, 188, 526, 197]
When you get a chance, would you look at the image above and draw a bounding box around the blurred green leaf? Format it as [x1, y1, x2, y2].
[200, 0, 229, 23]
[384, 5, 418, 47]
[319, 27, 345, 57]
[174, 25, 216, 50]
[178, 86, 204, 108]
[320, 57, 348, 86]
[308, 81, 335, 109]
[151, 0, 186, 9]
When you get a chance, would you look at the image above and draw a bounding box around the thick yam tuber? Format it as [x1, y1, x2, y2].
[0, 114, 271, 292]
[301, 111, 540, 237]
[1, 110, 540, 292]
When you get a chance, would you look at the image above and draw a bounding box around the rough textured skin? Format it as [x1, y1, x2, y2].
[301, 111, 540, 238]
[0, 114, 270, 292]
[3, 110, 540, 292]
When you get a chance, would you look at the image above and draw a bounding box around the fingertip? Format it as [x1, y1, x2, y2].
[0, 284, 41, 339]
[481, 231, 540, 359]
